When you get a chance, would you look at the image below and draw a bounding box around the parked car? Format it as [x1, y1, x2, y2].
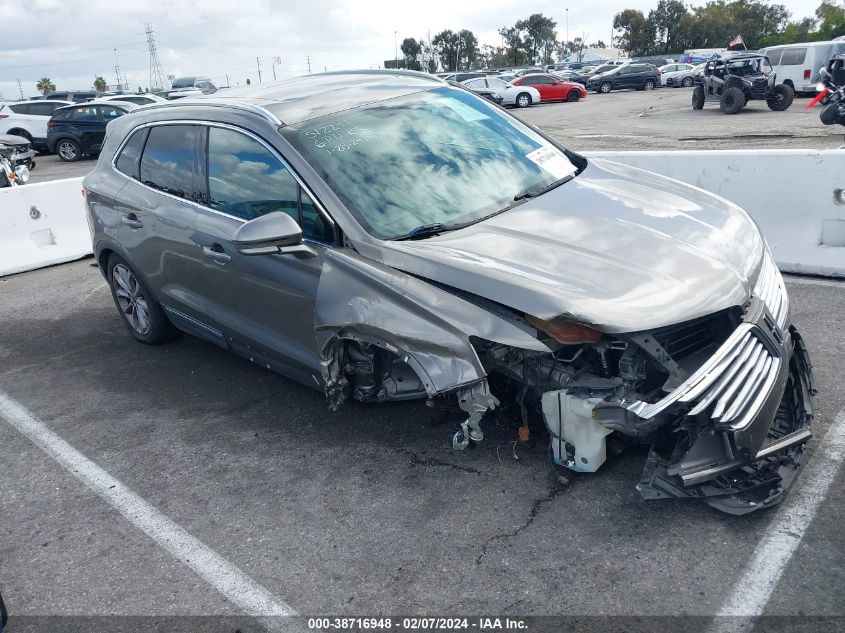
[0, 99, 72, 150]
[44, 90, 102, 103]
[511, 74, 587, 102]
[0, 133, 36, 186]
[568, 64, 618, 85]
[631, 56, 674, 67]
[171, 77, 218, 94]
[659, 63, 696, 86]
[82, 70, 814, 515]
[441, 72, 489, 83]
[760, 40, 845, 95]
[47, 100, 138, 161]
[454, 78, 504, 105]
[693, 53, 793, 114]
[99, 93, 168, 106]
[665, 63, 704, 87]
[461, 76, 541, 107]
[587, 63, 660, 93]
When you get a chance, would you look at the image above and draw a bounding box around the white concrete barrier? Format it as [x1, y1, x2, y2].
[0, 177, 90, 277]
[1, 150, 843, 278]
[586, 149, 845, 277]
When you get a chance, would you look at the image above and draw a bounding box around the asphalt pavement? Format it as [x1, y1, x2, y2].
[0, 259, 842, 628]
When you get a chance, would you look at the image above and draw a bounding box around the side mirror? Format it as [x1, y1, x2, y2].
[233, 211, 317, 258]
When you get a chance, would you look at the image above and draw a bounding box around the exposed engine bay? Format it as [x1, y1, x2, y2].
[319, 251, 815, 516]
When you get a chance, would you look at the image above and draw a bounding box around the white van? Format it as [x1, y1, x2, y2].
[760, 40, 845, 95]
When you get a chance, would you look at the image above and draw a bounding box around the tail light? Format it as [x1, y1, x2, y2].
[47, 121, 56, 127]
[804, 69, 812, 80]
[0, 114, 8, 120]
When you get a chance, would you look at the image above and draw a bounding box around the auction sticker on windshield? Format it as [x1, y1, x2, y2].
[526, 145, 577, 180]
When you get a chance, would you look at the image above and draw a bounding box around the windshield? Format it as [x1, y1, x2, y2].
[282, 87, 578, 239]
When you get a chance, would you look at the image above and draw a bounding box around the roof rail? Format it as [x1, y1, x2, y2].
[133, 98, 282, 125]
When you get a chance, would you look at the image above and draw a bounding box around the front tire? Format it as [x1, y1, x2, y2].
[767, 84, 794, 111]
[567, 90, 581, 102]
[720, 87, 746, 114]
[643, 79, 656, 91]
[682, 76, 694, 87]
[692, 85, 705, 110]
[599, 82, 612, 94]
[56, 138, 81, 162]
[516, 92, 531, 108]
[107, 254, 178, 345]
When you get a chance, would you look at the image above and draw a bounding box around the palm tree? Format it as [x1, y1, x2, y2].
[36, 77, 56, 95]
[93, 76, 108, 92]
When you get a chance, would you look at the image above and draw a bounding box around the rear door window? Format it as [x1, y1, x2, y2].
[29, 102, 62, 116]
[140, 125, 205, 203]
[115, 128, 149, 179]
[68, 105, 99, 122]
[780, 48, 807, 65]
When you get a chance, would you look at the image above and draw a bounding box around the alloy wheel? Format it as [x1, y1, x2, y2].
[113, 264, 151, 335]
[58, 141, 78, 161]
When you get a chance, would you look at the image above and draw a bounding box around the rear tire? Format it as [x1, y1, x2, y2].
[9, 129, 32, 143]
[767, 84, 794, 111]
[516, 92, 531, 108]
[720, 87, 746, 114]
[107, 253, 178, 345]
[692, 85, 705, 110]
[682, 76, 694, 87]
[567, 90, 580, 102]
[56, 138, 81, 162]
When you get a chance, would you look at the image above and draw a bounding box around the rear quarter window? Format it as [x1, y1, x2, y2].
[780, 48, 807, 65]
[8, 104, 30, 114]
[114, 128, 149, 179]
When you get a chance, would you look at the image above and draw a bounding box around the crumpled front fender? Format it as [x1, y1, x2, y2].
[315, 249, 550, 406]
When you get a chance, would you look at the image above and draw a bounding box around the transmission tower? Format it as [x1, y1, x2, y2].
[146, 23, 168, 91]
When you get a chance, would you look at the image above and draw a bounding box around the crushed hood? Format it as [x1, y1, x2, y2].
[378, 159, 764, 333]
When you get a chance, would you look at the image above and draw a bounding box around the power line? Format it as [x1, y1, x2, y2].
[145, 23, 167, 91]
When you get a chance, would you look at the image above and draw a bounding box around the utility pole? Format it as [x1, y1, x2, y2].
[113, 48, 123, 91]
[17, 79, 24, 100]
[394, 30, 398, 69]
[145, 23, 167, 92]
[256, 57, 262, 83]
[225, 73, 229, 88]
[306, 56, 312, 73]
[566, 8, 569, 47]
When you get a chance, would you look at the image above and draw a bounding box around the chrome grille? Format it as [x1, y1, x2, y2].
[754, 251, 788, 329]
[678, 326, 780, 430]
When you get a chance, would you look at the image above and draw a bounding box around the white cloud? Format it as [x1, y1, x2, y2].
[0, 0, 825, 99]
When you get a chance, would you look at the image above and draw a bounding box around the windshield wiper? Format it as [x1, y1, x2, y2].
[395, 223, 455, 241]
[512, 173, 576, 202]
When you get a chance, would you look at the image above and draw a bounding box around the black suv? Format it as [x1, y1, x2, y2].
[47, 101, 137, 161]
[587, 64, 660, 93]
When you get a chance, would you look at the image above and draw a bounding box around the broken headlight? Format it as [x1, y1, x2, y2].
[525, 314, 602, 344]
[753, 247, 789, 328]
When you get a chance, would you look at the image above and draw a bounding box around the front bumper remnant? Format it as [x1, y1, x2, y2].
[635, 325, 815, 514]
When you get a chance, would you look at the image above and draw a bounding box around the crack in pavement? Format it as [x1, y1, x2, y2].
[395, 448, 483, 475]
[475, 476, 563, 566]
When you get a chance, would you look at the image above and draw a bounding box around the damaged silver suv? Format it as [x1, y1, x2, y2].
[84, 70, 814, 515]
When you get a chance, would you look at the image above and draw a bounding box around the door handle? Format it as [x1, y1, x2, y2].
[202, 245, 232, 264]
[121, 213, 142, 229]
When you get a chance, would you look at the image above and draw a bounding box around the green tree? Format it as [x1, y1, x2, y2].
[613, 10, 651, 54]
[515, 13, 558, 64]
[648, 0, 689, 52]
[400, 38, 422, 71]
[36, 77, 56, 95]
[815, 0, 845, 40]
[498, 26, 524, 65]
[93, 76, 108, 92]
[432, 29, 478, 71]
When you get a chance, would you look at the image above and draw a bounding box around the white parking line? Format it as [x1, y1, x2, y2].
[0, 391, 297, 618]
[707, 407, 845, 633]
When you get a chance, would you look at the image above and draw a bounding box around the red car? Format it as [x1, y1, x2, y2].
[511, 74, 587, 102]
